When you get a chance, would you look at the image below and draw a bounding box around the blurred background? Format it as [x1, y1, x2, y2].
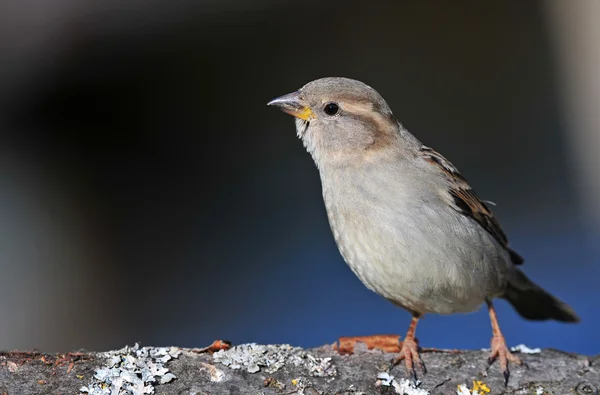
[0, 1, 598, 354]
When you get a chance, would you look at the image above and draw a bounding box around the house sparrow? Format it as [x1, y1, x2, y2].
[268, 77, 579, 386]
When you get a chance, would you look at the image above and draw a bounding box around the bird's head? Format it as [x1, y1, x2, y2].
[268, 77, 405, 167]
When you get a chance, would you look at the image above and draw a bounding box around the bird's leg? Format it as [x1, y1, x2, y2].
[486, 299, 524, 386]
[391, 315, 426, 383]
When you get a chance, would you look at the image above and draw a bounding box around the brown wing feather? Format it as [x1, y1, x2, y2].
[420, 146, 524, 265]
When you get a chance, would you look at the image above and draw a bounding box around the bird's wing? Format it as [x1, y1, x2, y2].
[420, 145, 524, 265]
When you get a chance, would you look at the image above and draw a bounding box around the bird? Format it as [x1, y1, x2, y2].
[267, 77, 579, 386]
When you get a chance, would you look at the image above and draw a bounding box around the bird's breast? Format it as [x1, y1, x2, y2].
[319, 163, 508, 315]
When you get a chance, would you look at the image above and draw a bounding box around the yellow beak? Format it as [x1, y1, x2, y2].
[267, 91, 314, 120]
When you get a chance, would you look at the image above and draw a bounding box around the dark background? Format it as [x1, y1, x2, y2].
[0, 1, 598, 354]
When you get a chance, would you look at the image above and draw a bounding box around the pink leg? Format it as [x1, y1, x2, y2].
[487, 300, 525, 386]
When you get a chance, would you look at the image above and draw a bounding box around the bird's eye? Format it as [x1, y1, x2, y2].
[323, 102, 339, 116]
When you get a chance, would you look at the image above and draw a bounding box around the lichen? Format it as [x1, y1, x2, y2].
[510, 344, 541, 354]
[213, 343, 337, 376]
[376, 372, 429, 395]
[79, 344, 181, 395]
[456, 381, 492, 395]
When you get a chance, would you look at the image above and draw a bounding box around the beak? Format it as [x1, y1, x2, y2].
[267, 91, 314, 120]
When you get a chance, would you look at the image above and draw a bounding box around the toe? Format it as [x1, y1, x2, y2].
[507, 352, 523, 365]
[487, 355, 497, 369]
[391, 340, 426, 382]
[403, 341, 425, 381]
[418, 357, 427, 374]
[390, 350, 406, 368]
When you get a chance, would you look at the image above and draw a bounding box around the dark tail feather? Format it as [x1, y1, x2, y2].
[503, 268, 580, 323]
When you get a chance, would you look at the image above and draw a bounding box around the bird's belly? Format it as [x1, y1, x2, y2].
[325, 197, 507, 315]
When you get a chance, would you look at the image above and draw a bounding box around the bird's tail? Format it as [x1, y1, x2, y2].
[503, 268, 580, 323]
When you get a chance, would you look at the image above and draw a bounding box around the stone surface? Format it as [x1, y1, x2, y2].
[0, 344, 598, 395]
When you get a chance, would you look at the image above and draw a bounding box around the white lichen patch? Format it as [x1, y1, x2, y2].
[79, 344, 181, 395]
[510, 344, 541, 354]
[213, 343, 297, 373]
[300, 354, 336, 377]
[376, 372, 394, 386]
[376, 372, 429, 395]
[213, 343, 336, 376]
[456, 384, 471, 395]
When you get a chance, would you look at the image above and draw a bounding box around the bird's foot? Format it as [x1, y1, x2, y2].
[487, 335, 526, 387]
[391, 338, 426, 384]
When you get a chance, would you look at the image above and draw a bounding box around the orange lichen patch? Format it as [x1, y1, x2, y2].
[331, 335, 463, 355]
[332, 334, 402, 354]
[210, 340, 232, 351]
[192, 339, 232, 354]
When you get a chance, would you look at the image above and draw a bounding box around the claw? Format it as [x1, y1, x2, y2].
[503, 369, 510, 387]
[409, 367, 418, 386]
[419, 358, 427, 374]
